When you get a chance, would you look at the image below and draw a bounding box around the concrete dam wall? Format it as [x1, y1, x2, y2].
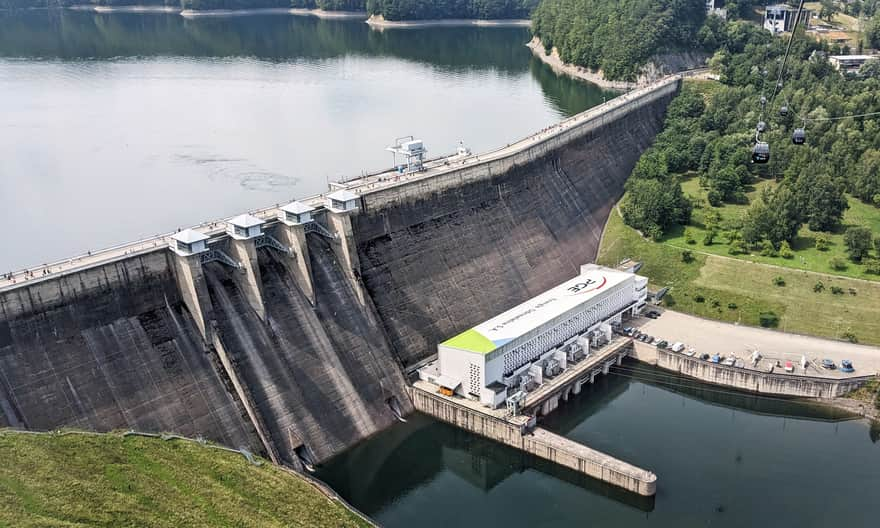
[354, 79, 680, 367]
[0, 78, 680, 464]
[0, 252, 259, 451]
[203, 235, 410, 465]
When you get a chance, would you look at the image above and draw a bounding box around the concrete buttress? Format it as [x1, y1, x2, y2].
[326, 210, 366, 307]
[273, 224, 316, 305]
[170, 252, 213, 344]
[227, 238, 267, 320]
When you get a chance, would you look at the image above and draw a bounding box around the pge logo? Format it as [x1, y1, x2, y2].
[567, 276, 607, 294]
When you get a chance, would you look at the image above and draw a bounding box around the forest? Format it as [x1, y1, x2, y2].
[622, 16, 880, 273]
[531, 0, 712, 81]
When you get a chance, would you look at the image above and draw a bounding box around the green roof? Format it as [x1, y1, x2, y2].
[441, 328, 497, 354]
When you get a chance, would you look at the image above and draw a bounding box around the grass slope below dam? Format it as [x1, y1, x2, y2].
[0, 431, 370, 527]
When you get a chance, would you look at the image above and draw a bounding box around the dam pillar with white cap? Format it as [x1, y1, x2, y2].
[276, 201, 316, 305]
[168, 228, 214, 344]
[226, 213, 268, 321]
[325, 189, 366, 306]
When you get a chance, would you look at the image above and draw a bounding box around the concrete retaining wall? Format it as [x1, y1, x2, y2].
[408, 386, 656, 496]
[657, 349, 874, 398]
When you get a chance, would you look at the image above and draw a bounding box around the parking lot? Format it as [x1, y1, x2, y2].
[631, 310, 880, 379]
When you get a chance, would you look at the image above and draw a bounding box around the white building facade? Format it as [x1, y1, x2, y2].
[764, 4, 812, 33]
[433, 264, 647, 407]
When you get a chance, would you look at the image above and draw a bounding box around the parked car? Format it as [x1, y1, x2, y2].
[655, 340, 668, 349]
[840, 360, 854, 373]
[821, 359, 836, 370]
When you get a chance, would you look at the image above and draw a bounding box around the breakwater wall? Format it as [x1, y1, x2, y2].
[0, 77, 680, 465]
[355, 77, 680, 367]
[408, 385, 657, 496]
[657, 349, 874, 398]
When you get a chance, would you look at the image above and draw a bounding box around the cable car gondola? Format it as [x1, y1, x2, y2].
[780, 105, 789, 117]
[792, 128, 806, 145]
[752, 142, 770, 163]
[757, 121, 767, 133]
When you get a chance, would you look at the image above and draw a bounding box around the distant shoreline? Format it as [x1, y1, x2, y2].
[93, 5, 180, 13]
[180, 7, 366, 19]
[527, 37, 637, 90]
[64, 5, 366, 19]
[55, 6, 531, 25]
[366, 13, 530, 29]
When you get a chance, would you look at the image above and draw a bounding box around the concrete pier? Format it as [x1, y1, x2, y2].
[408, 384, 657, 496]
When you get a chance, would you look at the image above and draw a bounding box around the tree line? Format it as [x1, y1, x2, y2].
[622, 14, 880, 267]
[531, 0, 718, 82]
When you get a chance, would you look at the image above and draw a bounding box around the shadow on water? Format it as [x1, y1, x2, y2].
[317, 413, 655, 516]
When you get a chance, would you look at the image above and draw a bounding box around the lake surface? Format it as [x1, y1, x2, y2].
[318, 362, 880, 528]
[0, 10, 613, 271]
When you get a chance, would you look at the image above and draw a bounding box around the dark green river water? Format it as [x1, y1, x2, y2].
[318, 362, 879, 527]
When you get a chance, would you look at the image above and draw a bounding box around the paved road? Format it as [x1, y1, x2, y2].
[0, 78, 676, 293]
[635, 310, 880, 379]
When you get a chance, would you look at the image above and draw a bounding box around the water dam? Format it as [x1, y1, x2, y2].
[0, 78, 680, 465]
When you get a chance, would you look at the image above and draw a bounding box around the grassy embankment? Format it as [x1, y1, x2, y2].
[0, 431, 371, 528]
[598, 208, 880, 346]
[664, 175, 880, 281]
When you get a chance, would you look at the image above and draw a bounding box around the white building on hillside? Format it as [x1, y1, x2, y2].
[829, 54, 877, 74]
[764, 4, 813, 33]
[706, 0, 727, 19]
[428, 264, 647, 408]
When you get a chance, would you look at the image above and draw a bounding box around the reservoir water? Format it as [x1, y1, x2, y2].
[318, 362, 880, 527]
[0, 10, 612, 271]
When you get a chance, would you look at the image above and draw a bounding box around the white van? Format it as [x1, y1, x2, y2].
[670, 342, 685, 353]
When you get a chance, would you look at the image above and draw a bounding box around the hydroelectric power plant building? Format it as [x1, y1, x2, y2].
[427, 264, 648, 408]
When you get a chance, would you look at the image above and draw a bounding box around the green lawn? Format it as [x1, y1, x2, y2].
[0, 431, 371, 528]
[660, 175, 880, 281]
[599, 209, 880, 345]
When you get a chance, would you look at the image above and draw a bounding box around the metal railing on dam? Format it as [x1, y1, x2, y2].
[0, 75, 681, 294]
